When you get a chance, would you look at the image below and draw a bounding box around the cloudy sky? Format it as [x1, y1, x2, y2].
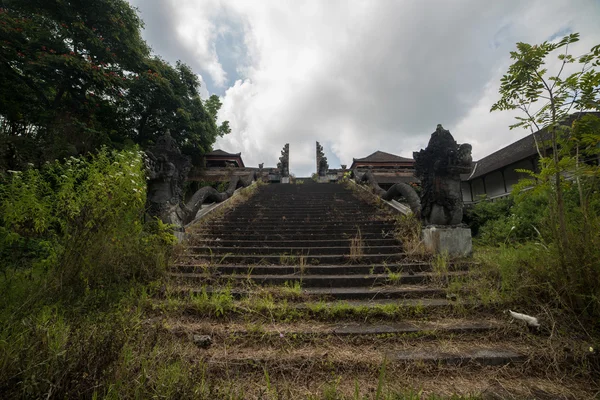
[127, 0, 600, 176]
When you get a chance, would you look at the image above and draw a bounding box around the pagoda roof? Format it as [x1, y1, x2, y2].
[353, 151, 414, 163]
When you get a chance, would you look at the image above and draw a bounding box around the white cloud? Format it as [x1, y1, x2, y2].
[130, 0, 600, 175]
[197, 74, 209, 99]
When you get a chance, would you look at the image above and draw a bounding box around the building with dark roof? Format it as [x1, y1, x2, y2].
[461, 112, 600, 203]
[350, 151, 414, 169]
[203, 149, 245, 168]
[460, 133, 541, 203]
[350, 150, 418, 189]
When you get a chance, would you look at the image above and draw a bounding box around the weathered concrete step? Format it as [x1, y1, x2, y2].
[240, 196, 361, 199]
[196, 221, 396, 229]
[301, 286, 445, 299]
[231, 206, 378, 212]
[203, 220, 394, 227]
[388, 348, 526, 366]
[293, 297, 474, 308]
[186, 238, 399, 248]
[178, 253, 407, 265]
[202, 344, 526, 369]
[170, 319, 500, 339]
[198, 226, 396, 234]
[224, 212, 382, 220]
[187, 232, 398, 240]
[170, 271, 464, 287]
[184, 245, 401, 256]
[206, 217, 388, 224]
[228, 201, 373, 207]
[181, 285, 445, 300]
[194, 227, 397, 235]
[232, 202, 372, 208]
[171, 262, 470, 275]
[229, 198, 368, 204]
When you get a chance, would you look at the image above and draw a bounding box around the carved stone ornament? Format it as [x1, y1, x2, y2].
[145, 131, 256, 238]
[145, 131, 191, 224]
[316, 142, 329, 176]
[413, 124, 472, 226]
[277, 143, 290, 177]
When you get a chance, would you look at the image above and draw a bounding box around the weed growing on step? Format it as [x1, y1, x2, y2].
[430, 252, 450, 287]
[394, 213, 425, 258]
[283, 280, 303, 296]
[190, 287, 235, 317]
[386, 266, 402, 284]
[297, 254, 308, 273]
[349, 228, 364, 262]
[279, 253, 297, 265]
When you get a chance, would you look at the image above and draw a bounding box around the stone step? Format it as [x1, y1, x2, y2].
[180, 285, 446, 300]
[206, 216, 389, 224]
[184, 245, 401, 256]
[197, 220, 396, 228]
[169, 271, 464, 287]
[169, 318, 501, 339]
[186, 238, 399, 248]
[293, 297, 471, 309]
[204, 217, 395, 225]
[194, 226, 397, 235]
[200, 343, 526, 369]
[171, 262, 469, 275]
[224, 212, 381, 219]
[177, 253, 408, 265]
[188, 232, 398, 241]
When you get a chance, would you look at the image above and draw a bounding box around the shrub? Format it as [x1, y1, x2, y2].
[0, 148, 174, 295]
[467, 190, 548, 245]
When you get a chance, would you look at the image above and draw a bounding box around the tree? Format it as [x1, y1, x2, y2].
[491, 33, 600, 288]
[0, 0, 150, 167]
[122, 58, 220, 162]
[0, 0, 229, 170]
[204, 94, 231, 137]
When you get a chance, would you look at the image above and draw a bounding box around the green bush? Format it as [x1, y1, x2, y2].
[471, 183, 600, 318]
[0, 149, 177, 398]
[0, 148, 174, 295]
[467, 190, 548, 245]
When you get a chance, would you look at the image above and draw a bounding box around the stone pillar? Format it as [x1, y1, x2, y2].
[277, 143, 290, 183]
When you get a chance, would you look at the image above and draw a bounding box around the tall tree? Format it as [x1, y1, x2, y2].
[122, 58, 220, 164]
[0, 0, 229, 170]
[204, 94, 231, 137]
[0, 0, 150, 167]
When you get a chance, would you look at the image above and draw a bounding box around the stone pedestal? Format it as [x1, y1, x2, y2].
[422, 226, 472, 257]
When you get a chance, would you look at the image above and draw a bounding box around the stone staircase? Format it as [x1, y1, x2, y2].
[166, 181, 588, 398]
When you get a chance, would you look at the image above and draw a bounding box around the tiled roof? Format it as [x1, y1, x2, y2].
[467, 134, 543, 180]
[353, 151, 414, 163]
[205, 149, 241, 157]
[466, 112, 600, 181]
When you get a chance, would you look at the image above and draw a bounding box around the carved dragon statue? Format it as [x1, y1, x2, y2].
[352, 124, 472, 226]
[352, 169, 421, 217]
[145, 132, 256, 233]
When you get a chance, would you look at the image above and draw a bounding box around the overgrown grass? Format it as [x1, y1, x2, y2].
[0, 149, 176, 398]
[394, 213, 425, 257]
[465, 183, 600, 325]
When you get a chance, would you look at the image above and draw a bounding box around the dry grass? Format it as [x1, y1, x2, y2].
[349, 228, 364, 261]
[394, 213, 427, 259]
[137, 315, 599, 399]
